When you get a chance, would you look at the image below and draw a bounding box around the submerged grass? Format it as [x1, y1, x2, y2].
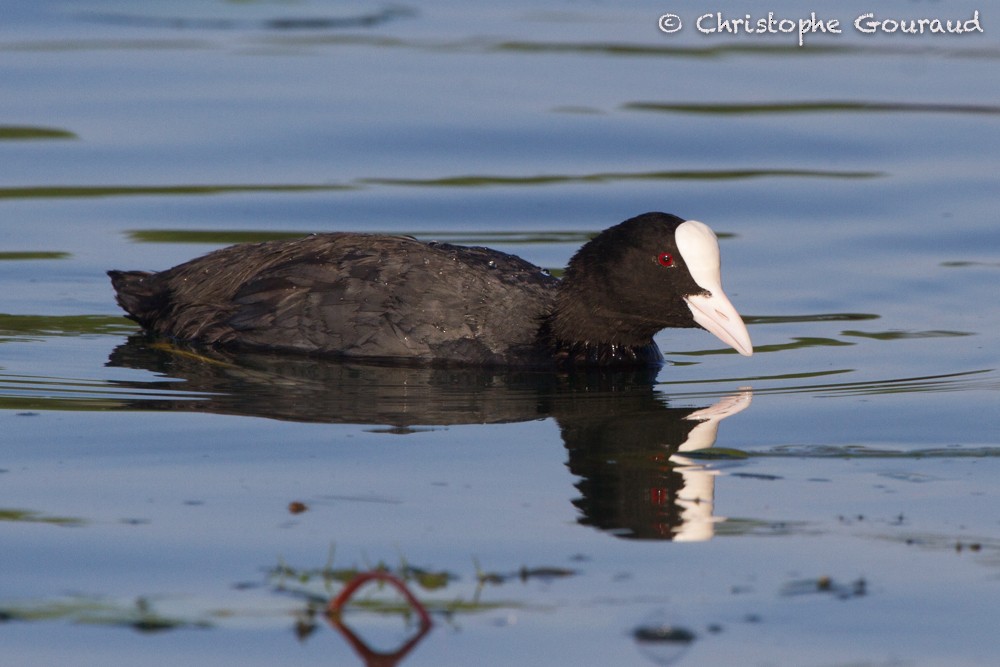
[0, 508, 84, 527]
[0, 183, 353, 200]
[1, 552, 558, 635]
[270, 551, 573, 620]
[624, 100, 1000, 116]
[0, 126, 77, 140]
[0, 596, 211, 632]
[758, 444, 1000, 458]
[361, 168, 881, 188]
[0, 314, 134, 339]
[127, 230, 309, 245]
[127, 228, 595, 246]
[0, 167, 881, 201]
[0, 251, 71, 261]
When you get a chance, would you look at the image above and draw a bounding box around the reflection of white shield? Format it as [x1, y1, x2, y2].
[670, 389, 753, 542]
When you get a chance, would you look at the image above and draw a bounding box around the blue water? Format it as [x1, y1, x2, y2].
[2, 1, 999, 665]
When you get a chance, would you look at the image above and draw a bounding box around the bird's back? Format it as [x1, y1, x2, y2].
[110, 233, 560, 364]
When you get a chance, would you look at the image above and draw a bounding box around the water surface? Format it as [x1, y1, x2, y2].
[2, 1, 998, 665]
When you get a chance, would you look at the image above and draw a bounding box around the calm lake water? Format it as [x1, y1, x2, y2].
[2, 1, 999, 665]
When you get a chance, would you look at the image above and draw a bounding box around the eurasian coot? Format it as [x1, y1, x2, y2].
[109, 212, 753, 366]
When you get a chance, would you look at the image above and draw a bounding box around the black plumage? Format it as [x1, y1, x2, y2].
[109, 212, 751, 367]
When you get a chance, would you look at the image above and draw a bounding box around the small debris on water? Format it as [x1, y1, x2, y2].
[781, 575, 867, 600]
[632, 624, 696, 644]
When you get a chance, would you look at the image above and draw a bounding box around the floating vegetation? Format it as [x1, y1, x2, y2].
[631, 610, 699, 665]
[0, 183, 352, 200]
[0, 251, 71, 261]
[0, 313, 134, 340]
[127, 229, 309, 245]
[473, 560, 578, 586]
[744, 312, 880, 325]
[126, 229, 594, 246]
[268, 551, 459, 597]
[0, 166, 881, 204]
[841, 329, 975, 340]
[941, 260, 1000, 268]
[876, 530, 998, 560]
[624, 100, 1000, 116]
[759, 444, 1000, 459]
[780, 575, 867, 600]
[0, 508, 84, 527]
[0, 596, 211, 631]
[0, 551, 574, 640]
[361, 168, 881, 188]
[676, 447, 750, 460]
[268, 550, 575, 625]
[81, 7, 415, 32]
[494, 40, 857, 58]
[713, 518, 816, 537]
[632, 624, 697, 643]
[0, 126, 77, 140]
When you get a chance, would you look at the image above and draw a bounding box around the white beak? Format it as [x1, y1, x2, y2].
[675, 220, 753, 356]
[684, 290, 753, 356]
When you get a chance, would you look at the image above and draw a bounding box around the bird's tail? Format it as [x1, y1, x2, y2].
[107, 270, 166, 327]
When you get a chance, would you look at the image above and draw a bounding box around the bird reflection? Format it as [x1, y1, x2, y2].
[107, 337, 751, 541]
[563, 391, 750, 540]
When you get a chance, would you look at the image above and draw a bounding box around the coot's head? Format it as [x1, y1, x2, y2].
[550, 212, 753, 356]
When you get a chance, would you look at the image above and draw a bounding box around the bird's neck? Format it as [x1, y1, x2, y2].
[547, 277, 664, 349]
[540, 309, 663, 367]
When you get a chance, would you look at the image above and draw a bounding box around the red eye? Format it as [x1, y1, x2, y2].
[657, 252, 674, 267]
